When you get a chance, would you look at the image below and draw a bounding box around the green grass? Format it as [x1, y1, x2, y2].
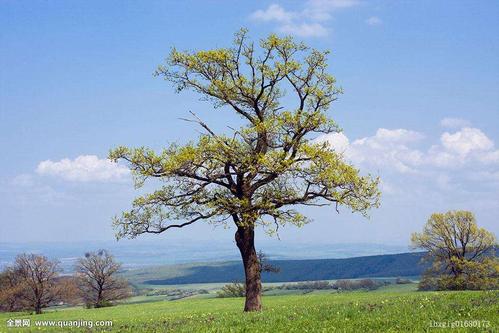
[1, 289, 497, 332]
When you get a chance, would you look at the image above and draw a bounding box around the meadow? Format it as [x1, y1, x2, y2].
[1, 285, 497, 332]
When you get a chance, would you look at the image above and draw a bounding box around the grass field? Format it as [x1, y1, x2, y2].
[1, 286, 497, 332]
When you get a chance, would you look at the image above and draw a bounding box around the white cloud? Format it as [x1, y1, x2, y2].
[441, 127, 493, 155]
[36, 155, 129, 182]
[440, 117, 471, 129]
[320, 132, 350, 153]
[370, 128, 424, 143]
[427, 127, 496, 167]
[315, 122, 499, 216]
[316, 121, 499, 228]
[308, 0, 360, 10]
[250, 0, 360, 38]
[280, 22, 329, 38]
[317, 122, 499, 174]
[250, 4, 294, 23]
[304, 0, 360, 21]
[365, 16, 382, 26]
[349, 129, 425, 173]
[318, 128, 425, 173]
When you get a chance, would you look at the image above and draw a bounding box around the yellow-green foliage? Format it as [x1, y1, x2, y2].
[109, 29, 380, 239]
[412, 210, 498, 291]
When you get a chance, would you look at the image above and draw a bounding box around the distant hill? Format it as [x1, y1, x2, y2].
[0, 241, 411, 271]
[123, 252, 429, 286]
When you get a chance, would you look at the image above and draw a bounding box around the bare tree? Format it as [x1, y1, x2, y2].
[257, 251, 280, 274]
[55, 276, 82, 306]
[75, 250, 130, 308]
[14, 254, 62, 314]
[0, 267, 25, 312]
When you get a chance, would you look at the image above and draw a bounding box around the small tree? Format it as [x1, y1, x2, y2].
[0, 256, 78, 313]
[217, 282, 246, 298]
[110, 29, 380, 311]
[411, 210, 498, 290]
[257, 251, 280, 274]
[14, 254, 62, 314]
[75, 250, 130, 308]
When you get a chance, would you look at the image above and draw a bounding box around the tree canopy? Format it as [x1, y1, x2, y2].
[412, 210, 498, 290]
[110, 30, 379, 239]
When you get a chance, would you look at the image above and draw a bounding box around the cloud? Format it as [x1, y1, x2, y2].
[304, 0, 360, 21]
[318, 128, 425, 173]
[440, 127, 493, 155]
[321, 132, 350, 153]
[308, 0, 360, 10]
[317, 122, 499, 174]
[6, 174, 67, 205]
[36, 155, 129, 182]
[365, 16, 382, 26]
[280, 22, 329, 37]
[349, 129, 425, 173]
[368, 128, 424, 143]
[440, 117, 471, 129]
[250, 0, 360, 38]
[315, 121, 499, 217]
[250, 4, 294, 23]
[427, 127, 496, 167]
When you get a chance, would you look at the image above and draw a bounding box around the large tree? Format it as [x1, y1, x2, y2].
[110, 30, 380, 311]
[412, 210, 498, 290]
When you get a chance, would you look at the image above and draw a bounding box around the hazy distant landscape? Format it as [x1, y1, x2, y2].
[0, 241, 412, 271]
[122, 252, 424, 287]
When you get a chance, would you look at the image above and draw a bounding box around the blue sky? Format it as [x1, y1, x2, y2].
[1, 0, 498, 245]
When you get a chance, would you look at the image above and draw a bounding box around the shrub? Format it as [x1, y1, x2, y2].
[418, 257, 499, 291]
[333, 279, 387, 291]
[145, 288, 208, 299]
[395, 277, 412, 284]
[280, 281, 333, 290]
[217, 282, 245, 298]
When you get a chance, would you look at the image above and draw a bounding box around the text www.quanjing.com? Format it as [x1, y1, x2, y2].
[33, 320, 113, 329]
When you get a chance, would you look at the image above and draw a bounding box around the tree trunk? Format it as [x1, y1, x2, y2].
[35, 304, 42, 314]
[235, 227, 262, 311]
[96, 288, 103, 307]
